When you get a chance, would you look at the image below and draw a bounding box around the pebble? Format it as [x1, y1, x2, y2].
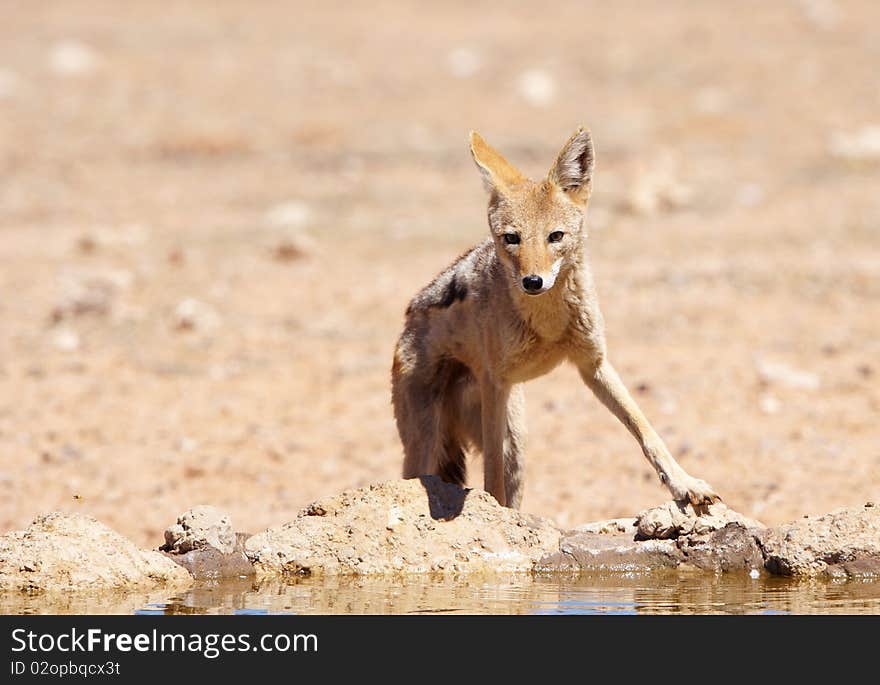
[52, 329, 80, 352]
[0, 68, 20, 98]
[829, 126, 880, 162]
[755, 357, 820, 390]
[518, 69, 556, 107]
[264, 201, 311, 229]
[446, 48, 482, 78]
[759, 394, 781, 415]
[172, 298, 220, 332]
[48, 40, 98, 77]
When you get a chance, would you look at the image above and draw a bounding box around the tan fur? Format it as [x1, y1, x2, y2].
[391, 127, 720, 508]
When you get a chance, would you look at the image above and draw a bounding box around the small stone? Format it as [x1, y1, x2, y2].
[172, 298, 220, 332]
[0, 68, 19, 99]
[623, 157, 693, 215]
[176, 437, 197, 453]
[76, 234, 97, 254]
[755, 357, 820, 390]
[52, 329, 81, 352]
[829, 125, 880, 162]
[272, 235, 313, 261]
[735, 183, 765, 208]
[162, 506, 236, 555]
[51, 270, 130, 322]
[518, 69, 556, 107]
[446, 47, 482, 78]
[759, 394, 781, 415]
[264, 201, 311, 229]
[386, 505, 403, 531]
[306, 503, 327, 516]
[48, 40, 98, 77]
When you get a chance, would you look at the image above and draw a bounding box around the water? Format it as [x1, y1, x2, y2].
[7, 573, 880, 615]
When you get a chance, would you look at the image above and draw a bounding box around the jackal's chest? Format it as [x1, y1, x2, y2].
[502, 338, 568, 384]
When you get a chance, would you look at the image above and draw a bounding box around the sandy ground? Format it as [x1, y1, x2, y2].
[1, 1, 878, 548]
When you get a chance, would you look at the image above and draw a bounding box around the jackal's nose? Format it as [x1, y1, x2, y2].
[522, 275, 543, 292]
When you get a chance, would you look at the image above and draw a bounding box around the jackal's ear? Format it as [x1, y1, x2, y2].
[469, 131, 525, 194]
[548, 127, 594, 204]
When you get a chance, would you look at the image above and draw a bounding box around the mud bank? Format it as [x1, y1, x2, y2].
[2, 478, 878, 596]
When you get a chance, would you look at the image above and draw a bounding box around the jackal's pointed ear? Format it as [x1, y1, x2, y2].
[548, 127, 594, 204]
[469, 131, 525, 194]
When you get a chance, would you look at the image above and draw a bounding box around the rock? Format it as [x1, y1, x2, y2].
[51, 329, 81, 352]
[172, 298, 220, 332]
[162, 533, 254, 581]
[572, 518, 637, 535]
[48, 40, 99, 77]
[271, 234, 314, 261]
[0, 68, 19, 99]
[538, 506, 766, 574]
[160, 506, 252, 581]
[759, 505, 880, 577]
[829, 125, 880, 162]
[622, 156, 693, 215]
[446, 47, 482, 79]
[755, 357, 820, 390]
[635, 501, 765, 540]
[537, 530, 682, 573]
[517, 69, 556, 107]
[245, 477, 561, 576]
[796, 0, 840, 30]
[677, 524, 765, 573]
[823, 557, 880, 579]
[51, 270, 131, 322]
[0, 512, 192, 593]
[735, 182, 765, 208]
[759, 394, 781, 414]
[264, 201, 311, 229]
[162, 505, 236, 554]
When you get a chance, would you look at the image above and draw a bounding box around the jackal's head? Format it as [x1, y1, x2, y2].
[469, 128, 593, 296]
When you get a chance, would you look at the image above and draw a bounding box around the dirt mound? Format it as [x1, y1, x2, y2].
[2, 485, 877, 594]
[244, 480, 880, 578]
[245, 476, 561, 576]
[0, 512, 192, 593]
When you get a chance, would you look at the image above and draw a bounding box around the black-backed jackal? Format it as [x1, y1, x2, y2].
[391, 128, 720, 509]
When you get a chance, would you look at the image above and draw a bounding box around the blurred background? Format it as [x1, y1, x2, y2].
[1, 1, 878, 547]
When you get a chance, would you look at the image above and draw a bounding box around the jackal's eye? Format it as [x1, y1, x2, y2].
[503, 233, 520, 245]
[548, 231, 565, 243]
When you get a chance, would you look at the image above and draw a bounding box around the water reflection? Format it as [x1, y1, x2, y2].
[4, 573, 880, 615]
[151, 573, 880, 615]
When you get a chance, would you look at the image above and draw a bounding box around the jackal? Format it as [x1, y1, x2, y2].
[391, 128, 720, 508]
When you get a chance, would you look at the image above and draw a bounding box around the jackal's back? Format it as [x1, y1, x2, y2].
[405, 239, 495, 318]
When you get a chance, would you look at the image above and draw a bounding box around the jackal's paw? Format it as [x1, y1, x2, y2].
[669, 476, 722, 506]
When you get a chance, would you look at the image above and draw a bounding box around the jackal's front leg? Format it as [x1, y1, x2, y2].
[480, 376, 511, 507]
[578, 359, 721, 505]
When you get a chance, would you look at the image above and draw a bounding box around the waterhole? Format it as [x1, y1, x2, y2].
[6, 573, 880, 615]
